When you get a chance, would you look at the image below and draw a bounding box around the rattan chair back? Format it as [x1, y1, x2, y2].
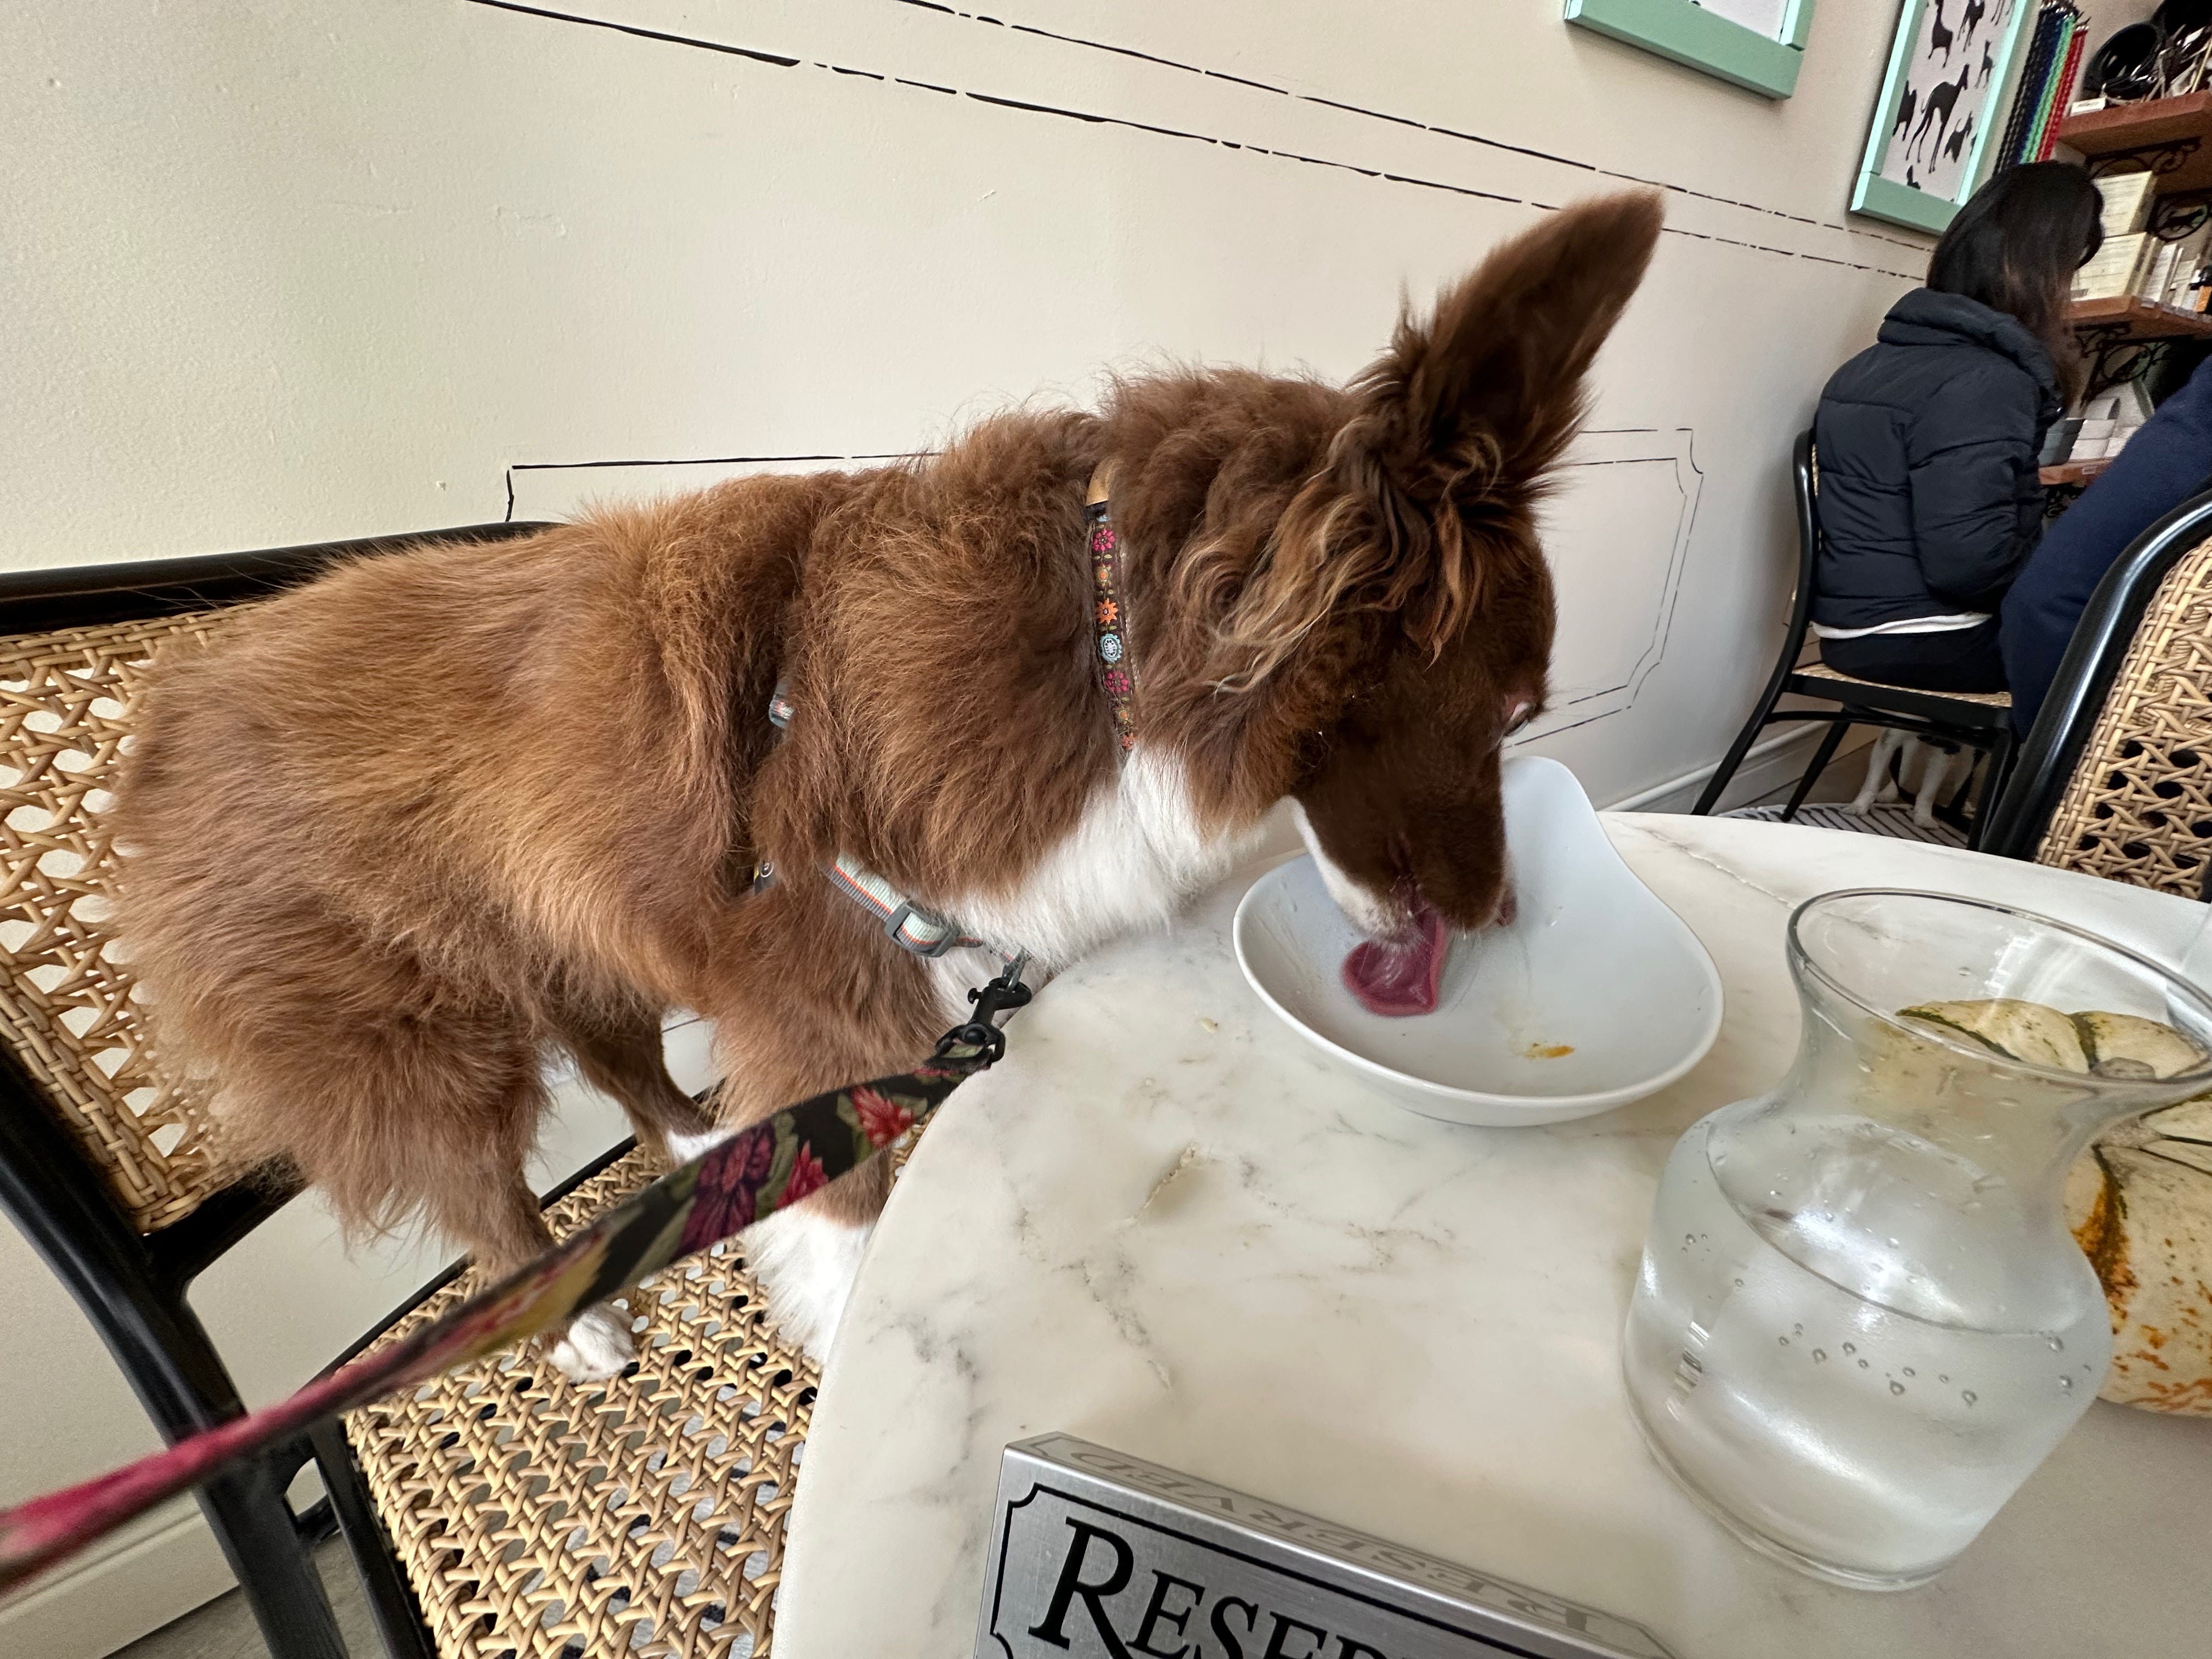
[1984, 490, 2212, 881]
[2031, 533, 2212, 890]
[0, 610, 236, 1231]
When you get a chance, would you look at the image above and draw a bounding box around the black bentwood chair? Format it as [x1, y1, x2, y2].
[1982, 488, 2212, 888]
[1692, 431, 2018, 845]
[0, 528, 816, 1658]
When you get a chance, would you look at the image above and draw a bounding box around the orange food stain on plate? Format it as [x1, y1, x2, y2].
[1523, 1042, 1575, 1059]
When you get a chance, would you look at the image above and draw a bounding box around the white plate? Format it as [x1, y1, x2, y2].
[1233, 757, 1723, 1126]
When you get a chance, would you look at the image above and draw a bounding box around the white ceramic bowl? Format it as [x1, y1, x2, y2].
[1233, 757, 1723, 1126]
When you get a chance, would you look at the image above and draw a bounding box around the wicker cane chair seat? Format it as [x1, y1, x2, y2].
[348, 1151, 815, 1659]
[2035, 534, 2212, 894]
[0, 605, 819, 1657]
[1793, 661, 2015, 710]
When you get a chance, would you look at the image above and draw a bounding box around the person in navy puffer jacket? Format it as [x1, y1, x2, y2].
[2001, 353, 2212, 735]
[1811, 164, 2104, 693]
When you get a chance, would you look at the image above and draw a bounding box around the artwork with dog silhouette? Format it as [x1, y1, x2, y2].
[1929, 0, 1955, 65]
[1910, 70, 1972, 165]
[1960, 0, 1987, 50]
[1943, 112, 1976, 166]
[1880, 0, 2018, 201]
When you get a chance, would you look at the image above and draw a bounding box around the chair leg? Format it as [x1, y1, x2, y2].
[1781, 720, 1852, 822]
[1940, 751, 1978, 816]
[1693, 685, 1792, 816]
[1967, 726, 2016, 853]
[194, 1459, 349, 1659]
[312, 1418, 439, 1659]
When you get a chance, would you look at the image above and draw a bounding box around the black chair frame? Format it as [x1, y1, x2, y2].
[1692, 430, 2017, 843]
[1980, 488, 2212, 860]
[0, 523, 590, 1659]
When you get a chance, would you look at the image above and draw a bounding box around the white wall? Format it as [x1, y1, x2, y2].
[1, 2, 1954, 1649]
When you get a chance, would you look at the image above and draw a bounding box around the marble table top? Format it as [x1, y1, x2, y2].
[775, 814, 2212, 1658]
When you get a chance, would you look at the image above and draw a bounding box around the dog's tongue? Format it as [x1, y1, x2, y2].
[1344, 902, 1451, 1018]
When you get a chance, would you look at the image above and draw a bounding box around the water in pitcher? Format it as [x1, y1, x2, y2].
[1623, 1113, 2109, 1587]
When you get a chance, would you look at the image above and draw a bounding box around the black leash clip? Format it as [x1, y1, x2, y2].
[935, 953, 1033, 1066]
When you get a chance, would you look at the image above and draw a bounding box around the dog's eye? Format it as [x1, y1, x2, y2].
[1504, 699, 1538, 737]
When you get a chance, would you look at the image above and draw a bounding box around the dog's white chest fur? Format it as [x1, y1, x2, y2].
[919, 746, 1266, 1026]
[747, 747, 1266, 1361]
[946, 746, 1260, 971]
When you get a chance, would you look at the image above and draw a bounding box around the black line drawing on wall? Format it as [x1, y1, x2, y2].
[464, 0, 1921, 281]
[1531, 428, 1703, 738]
[502, 453, 924, 521]
[503, 430, 1702, 742]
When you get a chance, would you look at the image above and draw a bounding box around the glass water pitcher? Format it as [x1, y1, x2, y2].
[1623, 889, 2212, 1589]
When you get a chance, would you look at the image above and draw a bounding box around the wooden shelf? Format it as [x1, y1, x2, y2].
[2067, 296, 2212, 340]
[2040, 458, 2114, 488]
[2058, 93, 2212, 193]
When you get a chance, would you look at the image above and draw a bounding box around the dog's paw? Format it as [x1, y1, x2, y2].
[549, 1304, 635, 1383]
[745, 1204, 874, 1364]
[666, 1126, 736, 1164]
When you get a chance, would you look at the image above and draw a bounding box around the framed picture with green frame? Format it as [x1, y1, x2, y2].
[1563, 1, 1816, 100]
[1851, 0, 2036, 234]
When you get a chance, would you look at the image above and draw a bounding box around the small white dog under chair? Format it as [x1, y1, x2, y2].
[1726, 731, 1982, 847]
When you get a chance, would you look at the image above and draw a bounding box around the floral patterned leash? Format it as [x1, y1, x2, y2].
[0, 958, 1034, 1594]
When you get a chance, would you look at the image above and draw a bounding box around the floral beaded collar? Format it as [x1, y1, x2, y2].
[1085, 462, 1137, 757]
[750, 465, 1141, 960]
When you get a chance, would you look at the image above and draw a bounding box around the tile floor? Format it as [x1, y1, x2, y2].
[114, 1536, 388, 1659]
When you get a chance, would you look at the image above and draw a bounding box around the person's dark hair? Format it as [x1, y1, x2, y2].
[1928, 162, 2102, 384]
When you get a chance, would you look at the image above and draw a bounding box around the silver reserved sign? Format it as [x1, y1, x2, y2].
[975, 1435, 1674, 1659]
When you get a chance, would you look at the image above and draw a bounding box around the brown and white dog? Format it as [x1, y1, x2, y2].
[116, 192, 1662, 1374]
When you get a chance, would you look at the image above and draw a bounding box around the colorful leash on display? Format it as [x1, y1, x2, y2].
[0, 960, 1033, 1594]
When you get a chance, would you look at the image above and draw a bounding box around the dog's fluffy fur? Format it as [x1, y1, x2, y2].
[115, 193, 1662, 1369]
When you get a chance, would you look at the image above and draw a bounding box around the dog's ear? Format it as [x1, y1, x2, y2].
[1205, 193, 1661, 687]
[1353, 190, 1663, 493]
